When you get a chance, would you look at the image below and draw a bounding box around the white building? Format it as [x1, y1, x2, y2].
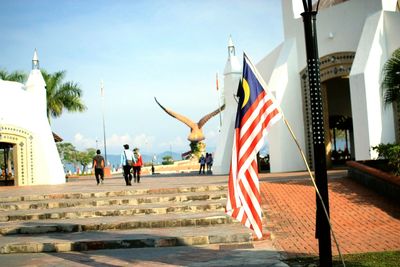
[214, 0, 400, 174]
[0, 51, 65, 186]
[213, 37, 241, 175]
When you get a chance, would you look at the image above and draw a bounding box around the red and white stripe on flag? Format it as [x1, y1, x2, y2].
[226, 53, 281, 239]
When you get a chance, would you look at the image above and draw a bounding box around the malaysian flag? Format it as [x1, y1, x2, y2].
[226, 53, 282, 239]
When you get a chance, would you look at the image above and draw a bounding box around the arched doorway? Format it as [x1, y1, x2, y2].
[301, 52, 355, 168]
[0, 125, 34, 186]
[0, 143, 15, 186]
[323, 77, 355, 166]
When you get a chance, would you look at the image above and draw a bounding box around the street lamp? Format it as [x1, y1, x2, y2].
[301, 1, 332, 266]
[101, 81, 108, 166]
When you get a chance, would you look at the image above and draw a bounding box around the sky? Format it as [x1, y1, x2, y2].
[0, 0, 284, 155]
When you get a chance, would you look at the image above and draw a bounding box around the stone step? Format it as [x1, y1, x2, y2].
[0, 185, 228, 203]
[0, 191, 227, 211]
[0, 200, 227, 222]
[0, 211, 235, 235]
[0, 224, 254, 254]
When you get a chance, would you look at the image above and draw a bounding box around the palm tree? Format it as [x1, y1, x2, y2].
[42, 70, 87, 123]
[382, 48, 400, 105]
[0, 69, 27, 83]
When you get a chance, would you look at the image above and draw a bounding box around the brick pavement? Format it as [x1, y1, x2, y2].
[260, 176, 400, 258]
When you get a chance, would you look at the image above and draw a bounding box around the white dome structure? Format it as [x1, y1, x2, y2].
[0, 50, 65, 186]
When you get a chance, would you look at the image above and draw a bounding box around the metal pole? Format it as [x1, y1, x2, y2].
[101, 81, 108, 166]
[216, 72, 222, 131]
[301, 3, 332, 267]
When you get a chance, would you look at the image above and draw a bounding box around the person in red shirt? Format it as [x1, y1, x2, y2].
[132, 148, 143, 183]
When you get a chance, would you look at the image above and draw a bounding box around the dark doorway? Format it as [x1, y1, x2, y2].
[323, 77, 355, 166]
[0, 142, 15, 186]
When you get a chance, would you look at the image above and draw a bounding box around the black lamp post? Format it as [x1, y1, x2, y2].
[301, 0, 332, 266]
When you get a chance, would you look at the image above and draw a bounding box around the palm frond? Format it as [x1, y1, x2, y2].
[382, 48, 400, 105]
[0, 69, 27, 83]
[42, 69, 86, 122]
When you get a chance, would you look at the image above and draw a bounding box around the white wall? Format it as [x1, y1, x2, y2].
[261, 38, 307, 172]
[0, 70, 65, 185]
[350, 11, 396, 160]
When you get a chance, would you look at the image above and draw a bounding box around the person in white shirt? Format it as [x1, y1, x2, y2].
[120, 144, 135, 186]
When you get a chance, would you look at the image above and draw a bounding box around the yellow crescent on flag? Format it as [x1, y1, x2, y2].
[242, 78, 250, 108]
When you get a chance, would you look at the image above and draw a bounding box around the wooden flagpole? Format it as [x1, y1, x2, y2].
[282, 115, 346, 267]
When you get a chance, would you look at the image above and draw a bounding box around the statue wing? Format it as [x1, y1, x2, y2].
[198, 104, 225, 129]
[154, 97, 197, 129]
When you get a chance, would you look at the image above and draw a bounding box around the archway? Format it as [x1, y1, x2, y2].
[0, 143, 15, 186]
[323, 77, 355, 166]
[0, 125, 34, 186]
[300, 52, 355, 168]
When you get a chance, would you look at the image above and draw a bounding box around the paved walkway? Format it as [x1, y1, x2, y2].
[259, 172, 400, 258]
[0, 169, 399, 266]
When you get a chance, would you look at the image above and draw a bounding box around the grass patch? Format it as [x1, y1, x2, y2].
[284, 251, 400, 266]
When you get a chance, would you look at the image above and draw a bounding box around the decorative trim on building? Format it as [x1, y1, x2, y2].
[300, 51, 355, 168]
[0, 125, 34, 185]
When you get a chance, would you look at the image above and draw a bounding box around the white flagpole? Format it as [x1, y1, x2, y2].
[216, 72, 222, 131]
[101, 80, 108, 166]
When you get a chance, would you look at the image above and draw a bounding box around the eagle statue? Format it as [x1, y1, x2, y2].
[154, 97, 225, 156]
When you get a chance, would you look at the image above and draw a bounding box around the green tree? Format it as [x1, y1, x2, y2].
[57, 143, 97, 174]
[56, 142, 78, 163]
[382, 48, 400, 105]
[0, 69, 27, 83]
[56, 142, 80, 173]
[162, 155, 174, 165]
[76, 148, 96, 173]
[42, 70, 87, 123]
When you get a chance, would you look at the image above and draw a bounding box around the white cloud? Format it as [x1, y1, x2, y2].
[107, 133, 132, 148]
[103, 133, 156, 154]
[73, 133, 96, 151]
[203, 129, 218, 149]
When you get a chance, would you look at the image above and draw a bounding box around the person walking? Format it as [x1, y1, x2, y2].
[198, 154, 206, 174]
[92, 149, 105, 185]
[120, 144, 135, 186]
[206, 153, 213, 173]
[132, 148, 143, 183]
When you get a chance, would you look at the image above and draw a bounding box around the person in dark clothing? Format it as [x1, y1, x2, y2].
[206, 153, 213, 173]
[92, 149, 105, 185]
[199, 154, 206, 174]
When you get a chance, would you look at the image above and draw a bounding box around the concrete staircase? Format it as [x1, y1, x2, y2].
[0, 184, 256, 254]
